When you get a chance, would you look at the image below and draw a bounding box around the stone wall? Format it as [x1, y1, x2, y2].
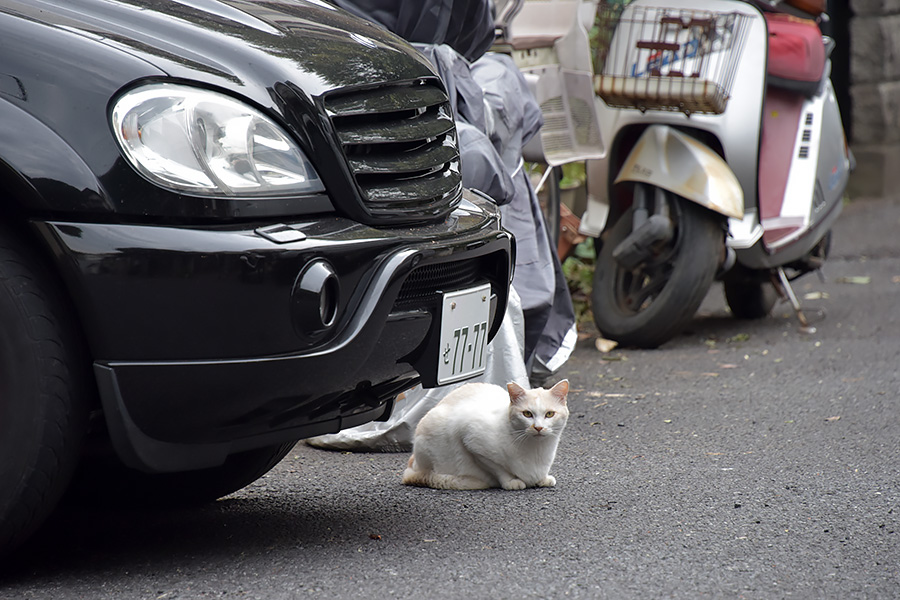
[849, 0, 900, 197]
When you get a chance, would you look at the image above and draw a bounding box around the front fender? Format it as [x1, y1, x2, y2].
[615, 125, 743, 220]
[0, 99, 112, 214]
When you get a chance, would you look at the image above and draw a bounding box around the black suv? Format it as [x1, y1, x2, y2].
[0, 0, 512, 555]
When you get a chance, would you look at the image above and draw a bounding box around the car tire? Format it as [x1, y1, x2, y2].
[0, 224, 90, 558]
[68, 441, 296, 508]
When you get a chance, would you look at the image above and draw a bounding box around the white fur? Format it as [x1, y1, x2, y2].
[402, 380, 569, 490]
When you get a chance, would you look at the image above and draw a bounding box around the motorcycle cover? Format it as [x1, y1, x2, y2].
[470, 53, 577, 376]
[329, 0, 495, 62]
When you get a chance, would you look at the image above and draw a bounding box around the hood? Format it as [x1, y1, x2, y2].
[2, 0, 437, 102]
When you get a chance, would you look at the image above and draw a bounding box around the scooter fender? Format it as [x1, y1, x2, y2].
[615, 125, 744, 220]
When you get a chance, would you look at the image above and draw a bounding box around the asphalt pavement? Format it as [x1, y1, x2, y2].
[2, 195, 899, 599]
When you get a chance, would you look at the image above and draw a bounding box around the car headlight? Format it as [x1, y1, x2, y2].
[111, 83, 324, 196]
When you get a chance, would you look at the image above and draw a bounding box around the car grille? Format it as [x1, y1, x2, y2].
[325, 80, 462, 223]
[393, 259, 484, 313]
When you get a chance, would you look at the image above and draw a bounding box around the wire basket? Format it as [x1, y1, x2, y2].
[593, 5, 750, 115]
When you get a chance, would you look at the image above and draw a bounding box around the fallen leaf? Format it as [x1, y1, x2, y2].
[594, 337, 618, 353]
[369, 533, 382, 540]
[825, 416, 841, 422]
[719, 363, 738, 369]
[892, 276, 900, 284]
[804, 291, 830, 300]
[728, 333, 751, 343]
[836, 276, 871, 285]
[663, 419, 673, 424]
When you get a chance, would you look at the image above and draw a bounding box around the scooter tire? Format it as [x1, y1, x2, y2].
[723, 276, 778, 320]
[592, 198, 723, 348]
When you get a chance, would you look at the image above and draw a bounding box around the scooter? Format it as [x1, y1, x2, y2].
[502, 0, 853, 348]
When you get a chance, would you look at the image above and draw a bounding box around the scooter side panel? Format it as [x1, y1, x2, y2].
[761, 80, 850, 252]
[758, 87, 806, 245]
[733, 81, 847, 269]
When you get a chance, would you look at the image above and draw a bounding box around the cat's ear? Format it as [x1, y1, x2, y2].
[548, 379, 569, 405]
[507, 382, 528, 405]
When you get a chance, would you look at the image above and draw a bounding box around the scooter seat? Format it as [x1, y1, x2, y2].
[766, 13, 825, 97]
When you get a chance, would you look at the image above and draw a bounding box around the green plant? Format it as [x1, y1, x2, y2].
[559, 162, 586, 188]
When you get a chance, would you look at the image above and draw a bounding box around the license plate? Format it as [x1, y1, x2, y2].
[437, 283, 491, 385]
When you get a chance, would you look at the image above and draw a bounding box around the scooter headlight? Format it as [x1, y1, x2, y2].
[111, 83, 324, 197]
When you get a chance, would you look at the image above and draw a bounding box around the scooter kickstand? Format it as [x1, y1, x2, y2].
[773, 267, 817, 334]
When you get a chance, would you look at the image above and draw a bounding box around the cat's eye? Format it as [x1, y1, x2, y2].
[522, 410, 533, 418]
[545, 411, 556, 418]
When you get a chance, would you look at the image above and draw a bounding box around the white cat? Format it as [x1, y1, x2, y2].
[402, 380, 569, 490]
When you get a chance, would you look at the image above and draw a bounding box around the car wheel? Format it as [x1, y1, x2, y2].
[0, 224, 90, 557]
[69, 441, 296, 508]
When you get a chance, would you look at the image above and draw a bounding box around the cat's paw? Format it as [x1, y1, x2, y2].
[502, 478, 527, 490]
[537, 475, 556, 488]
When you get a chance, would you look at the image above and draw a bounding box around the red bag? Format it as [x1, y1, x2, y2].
[766, 13, 825, 92]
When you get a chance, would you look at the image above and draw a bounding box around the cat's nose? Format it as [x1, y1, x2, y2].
[533, 426, 544, 432]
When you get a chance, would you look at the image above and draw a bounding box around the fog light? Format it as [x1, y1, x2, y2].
[291, 261, 340, 341]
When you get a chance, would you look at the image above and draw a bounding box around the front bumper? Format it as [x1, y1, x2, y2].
[37, 191, 512, 472]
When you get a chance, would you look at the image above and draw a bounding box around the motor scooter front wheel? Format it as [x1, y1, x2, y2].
[591, 197, 724, 348]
